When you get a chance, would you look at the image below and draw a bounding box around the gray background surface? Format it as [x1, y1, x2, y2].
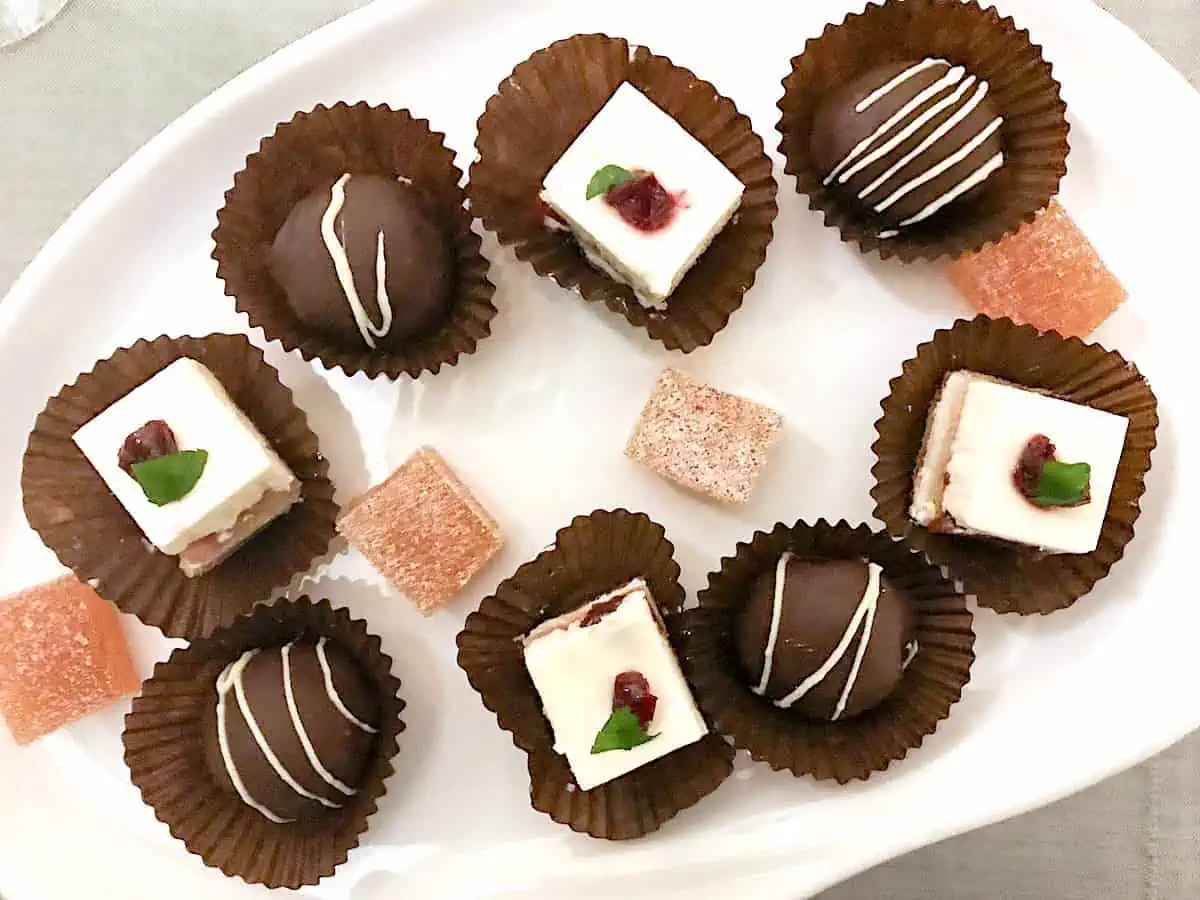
[1, 1, 1198, 898]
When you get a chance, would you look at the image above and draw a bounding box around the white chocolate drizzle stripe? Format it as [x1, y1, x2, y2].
[854, 58, 943, 113]
[316, 638, 379, 734]
[896, 149, 1004, 227]
[853, 77, 989, 199]
[281, 643, 358, 797]
[876, 116, 1005, 216]
[775, 563, 881, 711]
[215, 650, 294, 824]
[830, 564, 882, 722]
[824, 64, 967, 186]
[753, 551, 794, 696]
[839, 74, 977, 189]
[320, 173, 394, 350]
[229, 650, 341, 810]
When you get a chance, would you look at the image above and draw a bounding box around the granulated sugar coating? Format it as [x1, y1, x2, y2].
[338, 446, 504, 615]
[0, 575, 139, 745]
[948, 200, 1127, 339]
[626, 368, 784, 504]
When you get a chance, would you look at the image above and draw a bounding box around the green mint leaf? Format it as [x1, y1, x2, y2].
[586, 164, 634, 200]
[590, 706, 658, 754]
[1032, 460, 1091, 508]
[131, 450, 209, 506]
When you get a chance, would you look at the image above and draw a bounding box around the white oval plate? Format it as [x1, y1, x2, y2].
[0, 1, 1197, 898]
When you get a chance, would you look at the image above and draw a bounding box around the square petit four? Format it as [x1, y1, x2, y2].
[337, 446, 504, 614]
[0, 576, 139, 745]
[522, 578, 708, 791]
[627, 368, 784, 504]
[540, 82, 745, 308]
[910, 371, 1128, 554]
[948, 200, 1127, 339]
[72, 358, 300, 576]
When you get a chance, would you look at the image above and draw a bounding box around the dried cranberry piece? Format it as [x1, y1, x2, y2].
[605, 173, 677, 232]
[535, 197, 569, 230]
[118, 420, 178, 474]
[580, 598, 622, 627]
[1013, 434, 1056, 499]
[613, 670, 657, 730]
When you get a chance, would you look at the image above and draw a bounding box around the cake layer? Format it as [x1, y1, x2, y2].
[179, 483, 301, 577]
[73, 358, 298, 556]
[541, 83, 744, 306]
[522, 578, 707, 791]
[911, 371, 1128, 554]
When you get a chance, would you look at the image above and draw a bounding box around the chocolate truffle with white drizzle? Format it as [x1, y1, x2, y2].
[204, 638, 381, 823]
[270, 173, 454, 349]
[810, 58, 1005, 238]
[735, 554, 917, 721]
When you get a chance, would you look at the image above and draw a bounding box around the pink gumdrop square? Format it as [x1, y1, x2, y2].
[948, 200, 1127, 339]
[0, 575, 139, 746]
[337, 447, 505, 615]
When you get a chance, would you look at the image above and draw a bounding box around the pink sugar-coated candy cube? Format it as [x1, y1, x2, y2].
[0, 575, 139, 746]
[948, 200, 1127, 339]
[626, 368, 784, 505]
[337, 447, 505, 615]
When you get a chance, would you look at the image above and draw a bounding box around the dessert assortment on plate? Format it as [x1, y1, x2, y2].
[0, 0, 1162, 888]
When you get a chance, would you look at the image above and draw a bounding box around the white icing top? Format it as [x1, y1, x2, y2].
[539, 82, 744, 306]
[911, 372, 1129, 554]
[823, 58, 1005, 236]
[214, 638, 377, 823]
[752, 559, 884, 722]
[320, 173, 395, 349]
[71, 358, 298, 557]
[521, 578, 709, 792]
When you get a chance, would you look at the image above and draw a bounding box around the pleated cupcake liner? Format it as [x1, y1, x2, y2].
[777, 0, 1070, 261]
[21, 333, 338, 639]
[456, 508, 734, 839]
[213, 101, 497, 379]
[469, 33, 778, 353]
[678, 519, 974, 784]
[122, 596, 405, 889]
[871, 315, 1159, 614]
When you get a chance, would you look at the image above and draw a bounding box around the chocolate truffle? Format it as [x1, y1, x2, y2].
[204, 639, 381, 823]
[735, 554, 916, 721]
[810, 58, 1005, 236]
[270, 173, 454, 349]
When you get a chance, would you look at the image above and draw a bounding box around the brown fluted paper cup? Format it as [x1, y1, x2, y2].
[680, 519, 972, 784]
[871, 315, 1159, 614]
[123, 596, 405, 889]
[469, 33, 778, 353]
[213, 102, 497, 379]
[777, 0, 1070, 261]
[21, 334, 338, 639]
[456, 509, 734, 839]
